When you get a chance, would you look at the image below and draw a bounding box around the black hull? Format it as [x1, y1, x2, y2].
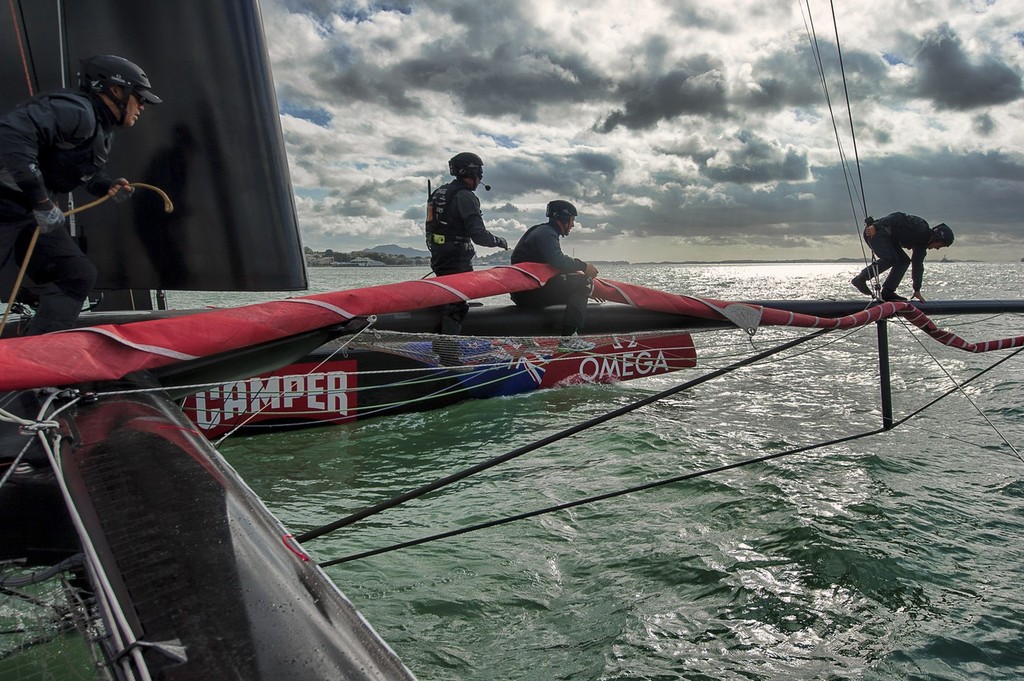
[0, 387, 413, 679]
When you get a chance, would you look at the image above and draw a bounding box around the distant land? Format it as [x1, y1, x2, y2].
[305, 246, 982, 266]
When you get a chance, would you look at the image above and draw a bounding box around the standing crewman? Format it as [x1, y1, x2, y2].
[850, 212, 954, 302]
[0, 54, 161, 334]
[425, 151, 507, 349]
[510, 200, 598, 351]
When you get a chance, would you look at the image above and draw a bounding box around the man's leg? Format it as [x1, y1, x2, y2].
[881, 250, 911, 298]
[558, 274, 592, 336]
[864, 234, 898, 286]
[22, 229, 96, 335]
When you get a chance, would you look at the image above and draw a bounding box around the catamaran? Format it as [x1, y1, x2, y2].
[1, 1, 1022, 679]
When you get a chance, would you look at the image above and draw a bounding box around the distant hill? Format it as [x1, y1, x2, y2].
[368, 244, 429, 258]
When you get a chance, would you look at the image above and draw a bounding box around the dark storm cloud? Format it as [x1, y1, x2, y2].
[490, 202, 522, 215]
[290, 2, 613, 121]
[277, 0, 412, 20]
[665, 130, 810, 184]
[597, 56, 729, 132]
[914, 24, 1023, 109]
[323, 63, 424, 112]
[400, 47, 609, 120]
[324, 178, 426, 218]
[743, 43, 891, 111]
[972, 113, 995, 136]
[485, 150, 621, 201]
[326, 182, 388, 217]
[667, 3, 736, 31]
[385, 136, 434, 157]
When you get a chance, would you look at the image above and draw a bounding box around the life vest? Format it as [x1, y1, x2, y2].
[36, 92, 113, 193]
[425, 181, 472, 248]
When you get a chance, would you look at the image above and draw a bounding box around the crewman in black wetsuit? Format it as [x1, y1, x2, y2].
[850, 212, 954, 303]
[511, 200, 599, 351]
[425, 152, 507, 363]
[0, 54, 162, 334]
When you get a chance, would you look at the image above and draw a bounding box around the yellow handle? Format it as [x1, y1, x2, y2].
[66, 181, 175, 216]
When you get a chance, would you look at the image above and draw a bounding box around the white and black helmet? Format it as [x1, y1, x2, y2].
[546, 200, 578, 222]
[79, 55, 162, 105]
[448, 152, 484, 180]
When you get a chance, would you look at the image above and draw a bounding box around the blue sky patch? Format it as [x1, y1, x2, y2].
[281, 103, 332, 127]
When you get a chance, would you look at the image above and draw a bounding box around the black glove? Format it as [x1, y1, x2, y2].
[495, 236, 508, 250]
[33, 201, 65, 234]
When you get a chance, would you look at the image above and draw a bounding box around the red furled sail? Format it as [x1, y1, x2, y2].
[1, 264, 1022, 392]
[591, 279, 1024, 353]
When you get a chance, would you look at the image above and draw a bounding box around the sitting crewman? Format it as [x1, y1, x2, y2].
[510, 200, 598, 351]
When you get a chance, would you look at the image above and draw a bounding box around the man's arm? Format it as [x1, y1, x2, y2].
[0, 96, 96, 203]
[454, 191, 506, 248]
[534, 228, 588, 273]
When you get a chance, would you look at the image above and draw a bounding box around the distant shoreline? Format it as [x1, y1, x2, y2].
[605, 258, 988, 265]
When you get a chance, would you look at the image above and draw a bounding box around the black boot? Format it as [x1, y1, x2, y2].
[850, 274, 872, 296]
[881, 290, 907, 302]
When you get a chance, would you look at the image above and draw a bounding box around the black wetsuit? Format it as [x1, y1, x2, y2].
[510, 221, 591, 336]
[0, 90, 117, 334]
[856, 212, 932, 296]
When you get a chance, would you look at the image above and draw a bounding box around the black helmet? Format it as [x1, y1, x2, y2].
[931, 223, 954, 246]
[448, 152, 483, 180]
[79, 55, 162, 105]
[546, 200, 578, 222]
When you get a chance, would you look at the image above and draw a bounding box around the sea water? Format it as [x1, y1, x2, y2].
[3, 262, 1021, 680]
[210, 262, 1024, 680]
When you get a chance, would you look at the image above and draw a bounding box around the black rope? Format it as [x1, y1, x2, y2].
[828, 0, 869, 221]
[802, 0, 874, 273]
[320, 341, 1020, 567]
[320, 428, 882, 566]
[295, 329, 830, 543]
[801, 1, 862, 225]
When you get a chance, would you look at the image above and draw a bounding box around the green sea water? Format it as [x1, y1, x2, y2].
[2, 262, 1021, 680]
[213, 262, 1022, 680]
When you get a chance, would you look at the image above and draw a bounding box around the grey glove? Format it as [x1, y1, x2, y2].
[495, 236, 508, 250]
[33, 201, 65, 234]
[110, 178, 134, 204]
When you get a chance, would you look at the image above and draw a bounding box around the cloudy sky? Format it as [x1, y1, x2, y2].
[260, 0, 1024, 263]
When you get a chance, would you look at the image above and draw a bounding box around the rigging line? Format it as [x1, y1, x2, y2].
[33, 417, 152, 680]
[894, 317, 1022, 460]
[295, 328, 830, 543]
[829, 0, 869, 221]
[799, 0, 870, 268]
[889, 343, 1022, 434]
[323, 341, 1024, 566]
[799, 1, 861, 221]
[320, 426, 885, 567]
[7, 0, 33, 95]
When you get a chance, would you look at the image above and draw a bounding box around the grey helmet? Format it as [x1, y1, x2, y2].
[448, 152, 484, 180]
[931, 223, 954, 247]
[79, 55, 162, 105]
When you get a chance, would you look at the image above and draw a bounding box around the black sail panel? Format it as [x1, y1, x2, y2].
[0, 0, 307, 292]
